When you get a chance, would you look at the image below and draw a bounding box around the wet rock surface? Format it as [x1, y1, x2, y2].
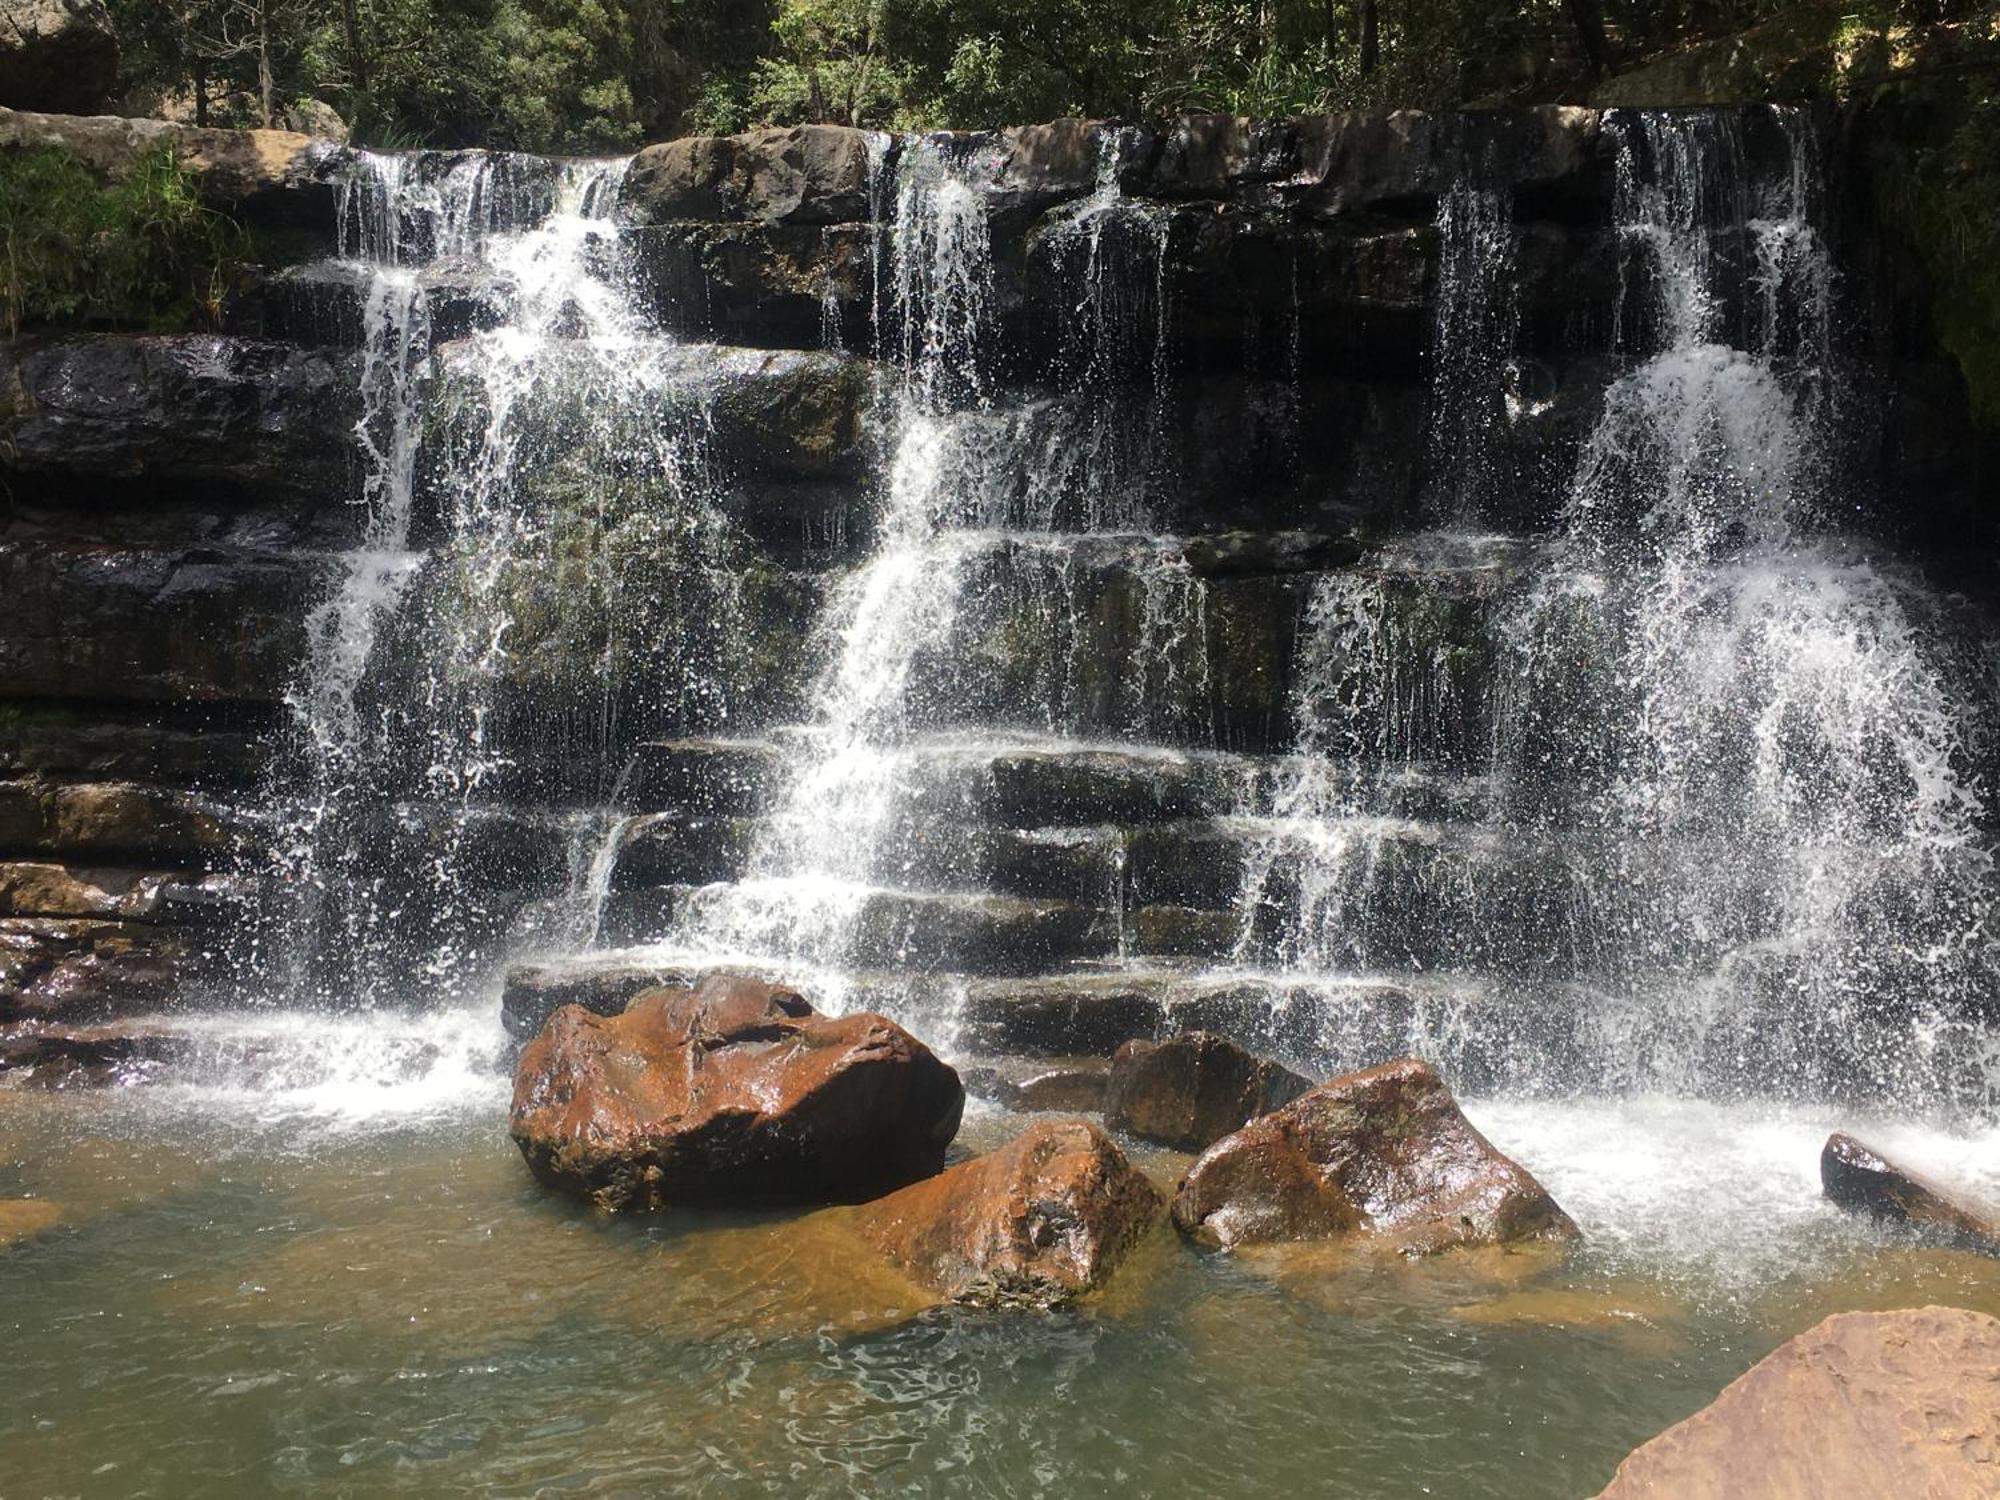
[499, 956, 696, 1041]
[856, 1117, 1165, 1308]
[962, 1055, 1113, 1114]
[0, 1019, 189, 1085]
[1106, 1031, 1314, 1151]
[1170, 1057, 1577, 1254]
[0, 336, 355, 494]
[509, 972, 964, 1211]
[1593, 1306, 2000, 1498]
[1821, 1131, 2000, 1254]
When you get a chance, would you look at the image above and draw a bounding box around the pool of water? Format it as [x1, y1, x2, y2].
[3, 1062, 1998, 1498]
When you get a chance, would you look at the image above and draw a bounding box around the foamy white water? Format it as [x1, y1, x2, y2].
[1471, 1094, 2000, 1286]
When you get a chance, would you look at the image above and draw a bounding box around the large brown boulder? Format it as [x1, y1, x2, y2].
[0, 0, 116, 114]
[509, 973, 964, 1212]
[1105, 1030, 1313, 1151]
[1170, 1057, 1577, 1254]
[857, 1118, 1165, 1308]
[1594, 1306, 2000, 1497]
[620, 125, 872, 227]
[1821, 1131, 2000, 1254]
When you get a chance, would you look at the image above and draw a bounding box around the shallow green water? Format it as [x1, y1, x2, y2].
[3, 1086, 1997, 1498]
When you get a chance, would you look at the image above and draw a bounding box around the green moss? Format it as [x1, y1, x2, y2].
[0, 701, 90, 729]
[0, 142, 247, 335]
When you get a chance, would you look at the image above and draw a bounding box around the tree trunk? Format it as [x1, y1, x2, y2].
[1565, 0, 1615, 76]
[1359, 0, 1379, 76]
[342, 0, 368, 103]
[256, 0, 273, 127]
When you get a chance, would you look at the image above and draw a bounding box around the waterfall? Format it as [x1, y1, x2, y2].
[213, 105, 1999, 1122]
[1425, 180, 1519, 518]
[663, 132, 1202, 1006]
[1249, 109, 1999, 1107]
[256, 147, 746, 1010]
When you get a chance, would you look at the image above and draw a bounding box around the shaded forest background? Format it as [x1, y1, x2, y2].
[99, 0, 1992, 150]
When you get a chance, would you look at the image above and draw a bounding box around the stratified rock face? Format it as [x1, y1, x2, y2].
[509, 972, 965, 1212]
[1105, 1031, 1314, 1151]
[1170, 1056, 1577, 1253]
[1821, 1131, 2000, 1254]
[0, 0, 117, 114]
[1594, 1306, 2000, 1498]
[857, 1118, 1165, 1308]
[0, 336, 355, 489]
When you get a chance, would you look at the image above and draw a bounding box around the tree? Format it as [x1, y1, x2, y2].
[750, 0, 908, 125]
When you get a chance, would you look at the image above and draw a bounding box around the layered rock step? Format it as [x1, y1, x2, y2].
[568, 732, 1903, 986]
[500, 960, 1510, 1083]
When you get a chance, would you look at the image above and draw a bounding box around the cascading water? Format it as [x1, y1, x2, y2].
[209, 105, 1998, 1139]
[1425, 179, 1519, 517]
[219, 145, 768, 1112]
[21, 104, 2000, 1500]
[1240, 108, 1999, 1108]
[664, 133, 1205, 1008]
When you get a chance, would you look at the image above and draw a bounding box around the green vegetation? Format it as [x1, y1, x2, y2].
[0, 143, 246, 335]
[1871, 81, 2000, 429]
[95, 0, 1996, 151]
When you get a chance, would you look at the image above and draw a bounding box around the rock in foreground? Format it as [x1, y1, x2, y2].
[509, 973, 964, 1212]
[1821, 1131, 2000, 1254]
[1105, 1031, 1313, 1151]
[858, 1118, 1165, 1308]
[1170, 1057, 1577, 1254]
[1594, 1306, 2000, 1497]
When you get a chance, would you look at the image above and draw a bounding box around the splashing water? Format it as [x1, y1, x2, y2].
[1241, 108, 2000, 1109]
[256, 149, 749, 1016]
[668, 134, 1201, 995]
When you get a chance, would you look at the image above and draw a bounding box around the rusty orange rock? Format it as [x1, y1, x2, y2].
[1171, 1056, 1576, 1255]
[859, 1118, 1165, 1307]
[509, 972, 963, 1212]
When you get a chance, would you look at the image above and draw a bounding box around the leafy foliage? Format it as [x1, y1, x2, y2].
[95, 0, 2000, 146]
[1873, 85, 2000, 429]
[0, 144, 246, 335]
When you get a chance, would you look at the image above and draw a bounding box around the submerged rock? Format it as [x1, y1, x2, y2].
[1170, 1057, 1576, 1254]
[0, 1019, 188, 1084]
[962, 1056, 1113, 1114]
[856, 1118, 1165, 1308]
[1105, 1031, 1314, 1152]
[509, 972, 964, 1212]
[1821, 1131, 2000, 1254]
[0, 1197, 64, 1247]
[1594, 1306, 2000, 1497]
